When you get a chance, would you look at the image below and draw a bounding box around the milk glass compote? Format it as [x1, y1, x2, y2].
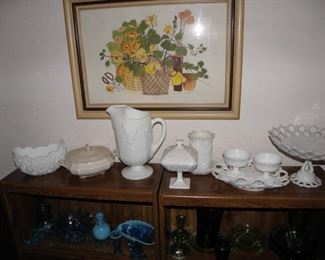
[253, 153, 282, 174]
[223, 149, 251, 177]
[252, 153, 285, 185]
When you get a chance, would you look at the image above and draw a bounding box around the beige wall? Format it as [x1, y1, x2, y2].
[1, 0, 324, 178]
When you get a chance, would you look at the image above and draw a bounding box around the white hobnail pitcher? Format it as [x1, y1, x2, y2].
[107, 105, 167, 180]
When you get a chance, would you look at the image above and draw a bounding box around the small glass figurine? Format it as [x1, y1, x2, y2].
[25, 198, 54, 245]
[92, 212, 111, 241]
[169, 215, 191, 259]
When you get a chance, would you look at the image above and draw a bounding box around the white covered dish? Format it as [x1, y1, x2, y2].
[61, 145, 115, 178]
[161, 139, 197, 189]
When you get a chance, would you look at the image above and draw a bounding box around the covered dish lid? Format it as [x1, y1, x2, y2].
[65, 145, 111, 163]
[61, 145, 115, 177]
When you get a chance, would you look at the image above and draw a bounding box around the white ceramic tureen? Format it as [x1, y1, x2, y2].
[61, 145, 115, 178]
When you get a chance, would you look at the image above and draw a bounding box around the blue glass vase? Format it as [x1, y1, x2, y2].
[92, 212, 111, 241]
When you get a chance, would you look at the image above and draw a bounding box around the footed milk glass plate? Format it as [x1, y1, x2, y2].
[211, 162, 290, 192]
[268, 124, 325, 188]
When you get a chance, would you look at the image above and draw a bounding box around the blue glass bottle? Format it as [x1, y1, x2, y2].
[92, 212, 110, 241]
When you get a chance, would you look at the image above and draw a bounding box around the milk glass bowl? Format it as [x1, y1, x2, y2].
[223, 148, 251, 176]
[253, 153, 282, 174]
[12, 140, 66, 176]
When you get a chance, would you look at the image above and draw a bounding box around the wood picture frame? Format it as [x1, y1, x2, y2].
[64, 0, 244, 119]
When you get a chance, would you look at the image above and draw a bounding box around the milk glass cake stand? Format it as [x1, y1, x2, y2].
[268, 124, 325, 188]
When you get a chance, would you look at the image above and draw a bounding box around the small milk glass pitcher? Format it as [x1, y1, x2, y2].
[188, 130, 215, 174]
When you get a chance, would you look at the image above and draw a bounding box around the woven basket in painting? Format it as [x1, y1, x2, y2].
[123, 73, 142, 91]
[141, 70, 171, 95]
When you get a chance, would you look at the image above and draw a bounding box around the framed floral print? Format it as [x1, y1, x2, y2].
[64, 0, 244, 119]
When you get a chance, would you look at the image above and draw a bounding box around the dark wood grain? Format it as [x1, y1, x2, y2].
[159, 166, 325, 259]
[1, 163, 162, 260]
[160, 166, 325, 208]
[3, 165, 325, 259]
[1, 163, 163, 203]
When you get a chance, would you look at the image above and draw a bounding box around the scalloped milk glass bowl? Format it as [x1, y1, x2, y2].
[12, 140, 66, 176]
[253, 153, 282, 173]
[223, 148, 251, 168]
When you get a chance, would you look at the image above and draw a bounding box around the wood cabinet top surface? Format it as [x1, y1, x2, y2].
[1, 163, 162, 202]
[159, 166, 325, 208]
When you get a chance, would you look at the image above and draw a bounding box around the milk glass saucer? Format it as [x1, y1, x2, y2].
[211, 162, 290, 192]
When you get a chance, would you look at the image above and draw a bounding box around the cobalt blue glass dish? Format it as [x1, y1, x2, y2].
[110, 220, 155, 246]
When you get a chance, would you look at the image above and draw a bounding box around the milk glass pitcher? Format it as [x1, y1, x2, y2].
[188, 130, 215, 174]
[107, 105, 166, 180]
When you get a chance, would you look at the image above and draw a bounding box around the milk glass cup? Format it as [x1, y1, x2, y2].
[253, 153, 282, 173]
[223, 148, 251, 177]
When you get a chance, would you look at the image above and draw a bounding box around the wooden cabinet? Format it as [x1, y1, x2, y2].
[0, 163, 162, 260]
[159, 166, 325, 259]
[2, 165, 325, 259]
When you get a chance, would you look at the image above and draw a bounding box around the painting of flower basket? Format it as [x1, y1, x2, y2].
[64, 0, 244, 119]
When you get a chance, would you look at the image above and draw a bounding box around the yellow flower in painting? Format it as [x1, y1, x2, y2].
[121, 40, 140, 56]
[127, 31, 138, 39]
[121, 41, 130, 55]
[105, 84, 114, 92]
[129, 40, 140, 54]
[149, 44, 157, 55]
[135, 48, 148, 63]
[171, 71, 186, 86]
[111, 51, 123, 65]
[116, 64, 133, 85]
[163, 24, 173, 36]
[145, 61, 161, 75]
[116, 64, 127, 78]
[114, 36, 123, 45]
[145, 14, 157, 27]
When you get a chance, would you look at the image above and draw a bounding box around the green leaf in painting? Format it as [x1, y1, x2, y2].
[134, 64, 145, 76]
[187, 44, 194, 50]
[169, 43, 177, 51]
[161, 40, 171, 50]
[148, 29, 161, 44]
[198, 61, 204, 67]
[115, 76, 122, 83]
[153, 50, 163, 60]
[140, 37, 150, 52]
[129, 19, 137, 27]
[105, 60, 110, 67]
[181, 62, 192, 70]
[201, 68, 207, 73]
[175, 32, 183, 41]
[138, 20, 148, 33]
[107, 42, 118, 52]
[164, 58, 173, 68]
[161, 40, 176, 51]
[112, 30, 122, 39]
[175, 46, 187, 56]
